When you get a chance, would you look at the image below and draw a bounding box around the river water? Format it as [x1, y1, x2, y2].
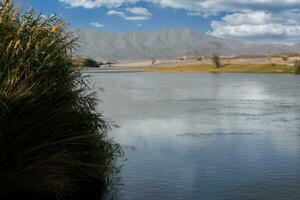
[91, 72, 300, 200]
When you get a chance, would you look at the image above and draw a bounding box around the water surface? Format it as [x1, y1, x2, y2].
[91, 72, 300, 200]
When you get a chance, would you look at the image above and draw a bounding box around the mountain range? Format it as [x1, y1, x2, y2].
[75, 28, 300, 60]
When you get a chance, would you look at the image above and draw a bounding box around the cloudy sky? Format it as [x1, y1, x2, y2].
[15, 0, 300, 44]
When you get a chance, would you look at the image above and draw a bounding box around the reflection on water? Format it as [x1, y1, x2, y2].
[90, 73, 300, 200]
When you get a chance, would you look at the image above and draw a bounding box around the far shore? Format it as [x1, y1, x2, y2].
[137, 64, 296, 74]
[98, 56, 300, 74]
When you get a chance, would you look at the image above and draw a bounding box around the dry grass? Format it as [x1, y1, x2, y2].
[140, 64, 295, 74]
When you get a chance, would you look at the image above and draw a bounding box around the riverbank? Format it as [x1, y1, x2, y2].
[100, 56, 300, 74]
[99, 64, 296, 74]
[138, 64, 296, 74]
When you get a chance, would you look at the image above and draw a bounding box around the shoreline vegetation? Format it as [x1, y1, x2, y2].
[89, 56, 300, 74]
[139, 64, 298, 74]
[0, 1, 121, 199]
[77, 53, 300, 74]
[92, 63, 300, 74]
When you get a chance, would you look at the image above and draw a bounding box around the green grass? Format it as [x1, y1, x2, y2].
[0, 1, 121, 199]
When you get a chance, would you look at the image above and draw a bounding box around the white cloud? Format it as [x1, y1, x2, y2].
[107, 10, 126, 18]
[90, 22, 104, 27]
[60, 0, 300, 42]
[59, 0, 139, 9]
[124, 16, 149, 20]
[107, 7, 151, 20]
[151, 0, 300, 15]
[126, 7, 152, 16]
[136, 23, 143, 27]
[59, 0, 300, 14]
[187, 12, 202, 17]
[222, 11, 274, 25]
[208, 10, 300, 43]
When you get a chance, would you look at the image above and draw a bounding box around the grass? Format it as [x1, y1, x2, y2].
[0, 1, 121, 199]
[143, 64, 296, 74]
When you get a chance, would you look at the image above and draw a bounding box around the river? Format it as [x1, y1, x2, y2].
[90, 72, 300, 200]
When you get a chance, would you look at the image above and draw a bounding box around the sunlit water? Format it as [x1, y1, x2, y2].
[90, 72, 300, 200]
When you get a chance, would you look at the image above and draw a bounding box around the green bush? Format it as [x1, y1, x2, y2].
[83, 58, 100, 68]
[0, 0, 120, 199]
[294, 60, 300, 74]
[211, 53, 221, 68]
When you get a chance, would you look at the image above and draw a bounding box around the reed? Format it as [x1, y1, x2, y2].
[0, 0, 121, 199]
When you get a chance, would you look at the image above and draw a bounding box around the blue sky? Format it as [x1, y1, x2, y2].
[14, 0, 300, 44]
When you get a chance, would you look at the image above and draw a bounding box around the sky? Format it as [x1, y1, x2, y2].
[14, 0, 300, 44]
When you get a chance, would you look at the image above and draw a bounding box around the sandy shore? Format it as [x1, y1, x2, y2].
[107, 56, 299, 74]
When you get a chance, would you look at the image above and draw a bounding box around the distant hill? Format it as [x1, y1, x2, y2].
[75, 28, 300, 60]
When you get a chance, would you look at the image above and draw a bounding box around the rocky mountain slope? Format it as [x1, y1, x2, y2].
[75, 28, 300, 60]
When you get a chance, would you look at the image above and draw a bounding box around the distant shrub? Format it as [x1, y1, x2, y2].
[151, 57, 156, 65]
[83, 58, 100, 67]
[196, 56, 203, 61]
[281, 55, 289, 62]
[211, 53, 221, 68]
[294, 60, 300, 74]
[0, 1, 120, 199]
